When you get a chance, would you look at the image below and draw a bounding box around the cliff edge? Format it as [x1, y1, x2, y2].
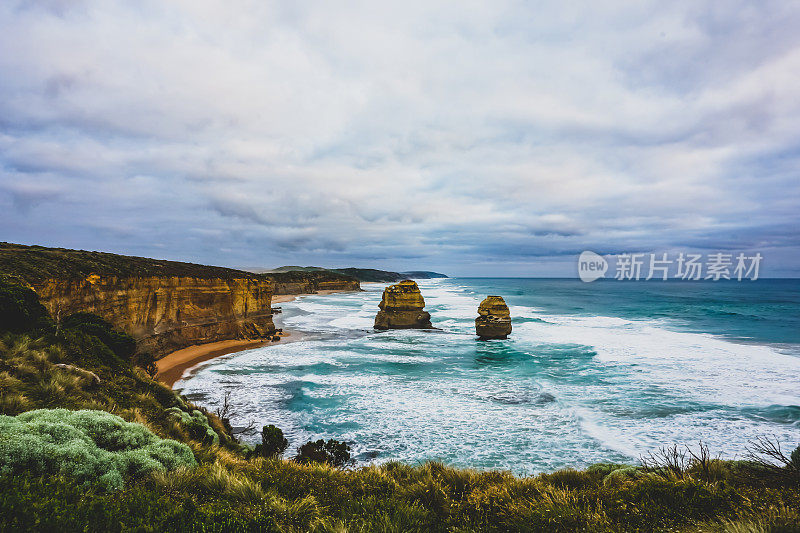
[0, 243, 282, 356]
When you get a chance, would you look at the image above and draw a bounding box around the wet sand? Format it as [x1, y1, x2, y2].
[156, 338, 272, 388]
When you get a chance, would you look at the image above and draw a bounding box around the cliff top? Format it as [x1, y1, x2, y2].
[256, 266, 448, 282]
[0, 242, 356, 285]
[0, 243, 263, 283]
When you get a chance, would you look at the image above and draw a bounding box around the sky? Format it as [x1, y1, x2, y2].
[1, 1, 799, 277]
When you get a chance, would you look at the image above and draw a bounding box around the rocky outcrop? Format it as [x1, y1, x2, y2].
[374, 280, 433, 330]
[475, 296, 512, 340]
[33, 275, 275, 357]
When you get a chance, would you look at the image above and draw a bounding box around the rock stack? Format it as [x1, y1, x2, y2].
[475, 296, 512, 339]
[374, 280, 433, 329]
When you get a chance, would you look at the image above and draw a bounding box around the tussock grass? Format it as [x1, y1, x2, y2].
[0, 390, 32, 415]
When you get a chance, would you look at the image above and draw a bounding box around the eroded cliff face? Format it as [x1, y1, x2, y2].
[271, 278, 360, 295]
[33, 275, 275, 356]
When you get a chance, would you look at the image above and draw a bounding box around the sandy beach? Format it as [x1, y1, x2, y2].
[156, 338, 270, 388]
[272, 288, 357, 303]
[156, 288, 359, 387]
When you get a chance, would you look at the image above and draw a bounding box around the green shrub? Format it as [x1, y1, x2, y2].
[586, 462, 628, 478]
[61, 313, 136, 360]
[165, 407, 220, 445]
[0, 280, 52, 333]
[294, 439, 354, 467]
[0, 409, 196, 491]
[253, 425, 288, 458]
[133, 350, 159, 377]
[603, 465, 643, 485]
[53, 328, 126, 368]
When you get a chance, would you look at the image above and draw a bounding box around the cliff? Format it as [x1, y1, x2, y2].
[266, 270, 361, 295]
[0, 243, 279, 356]
[34, 275, 275, 356]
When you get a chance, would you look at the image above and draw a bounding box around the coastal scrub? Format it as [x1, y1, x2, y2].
[0, 409, 196, 491]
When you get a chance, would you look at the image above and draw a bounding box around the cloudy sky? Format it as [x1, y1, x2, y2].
[1, 1, 799, 276]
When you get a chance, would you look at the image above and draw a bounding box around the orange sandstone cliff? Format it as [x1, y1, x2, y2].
[0, 243, 362, 356]
[33, 274, 276, 356]
[269, 272, 361, 295]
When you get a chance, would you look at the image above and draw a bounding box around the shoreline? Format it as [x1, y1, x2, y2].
[272, 288, 361, 304]
[156, 288, 358, 388]
[156, 338, 271, 388]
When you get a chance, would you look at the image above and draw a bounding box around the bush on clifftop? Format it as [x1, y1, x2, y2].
[252, 424, 289, 458]
[295, 438, 354, 467]
[0, 409, 196, 491]
[61, 312, 136, 360]
[0, 279, 52, 333]
[165, 407, 220, 446]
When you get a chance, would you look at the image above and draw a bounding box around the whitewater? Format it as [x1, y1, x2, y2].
[177, 278, 800, 475]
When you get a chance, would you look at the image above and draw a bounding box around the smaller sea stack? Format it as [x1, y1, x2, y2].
[475, 296, 512, 340]
[374, 280, 433, 329]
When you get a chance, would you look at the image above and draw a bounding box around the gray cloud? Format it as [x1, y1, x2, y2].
[1, 0, 799, 276]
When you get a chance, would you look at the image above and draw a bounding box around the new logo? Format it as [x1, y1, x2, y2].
[578, 251, 608, 282]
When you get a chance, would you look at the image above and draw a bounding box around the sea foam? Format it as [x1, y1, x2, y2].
[178, 278, 800, 474]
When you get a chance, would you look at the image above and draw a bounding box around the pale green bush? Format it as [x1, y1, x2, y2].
[603, 465, 643, 485]
[164, 407, 219, 445]
[0, 409, 196, 491]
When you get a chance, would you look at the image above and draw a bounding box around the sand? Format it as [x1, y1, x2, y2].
[271, 288, 356, 304]
[156, 338, 270, 388]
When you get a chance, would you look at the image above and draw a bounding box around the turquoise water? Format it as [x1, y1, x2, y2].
[178, 279, 800, 475]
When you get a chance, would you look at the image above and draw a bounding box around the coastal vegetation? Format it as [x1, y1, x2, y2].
[264, 265, 448, 283]
[1, 275, 799, 531]
[0, 409, 196, 491]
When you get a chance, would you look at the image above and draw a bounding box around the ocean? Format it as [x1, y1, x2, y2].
[176, 278, 800, 475]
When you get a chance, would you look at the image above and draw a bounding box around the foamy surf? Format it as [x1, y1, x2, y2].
[178, 278, 800, 475]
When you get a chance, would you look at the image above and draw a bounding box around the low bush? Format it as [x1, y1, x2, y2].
[603, 465, 644, 486]
[252, 425, 288, 458]
[586, 462, 628, 478]
[0, 280, 52, 333]
[0, 409, 196, 491]
[295, 439, 354, 468]
[165, 407, 220, 446]
[61, 312, 136, 360]
[52, 327, 126, 368]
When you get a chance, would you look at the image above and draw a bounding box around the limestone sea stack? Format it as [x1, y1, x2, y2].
[475, 296, 512, 339]
[374, 280, 433, 330]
